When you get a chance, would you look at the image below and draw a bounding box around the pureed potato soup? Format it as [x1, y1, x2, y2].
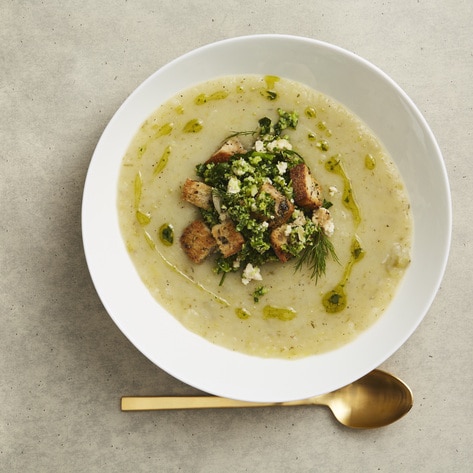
[117, 75, 412, 359]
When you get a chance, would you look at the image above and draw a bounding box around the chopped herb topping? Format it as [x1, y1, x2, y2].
[253, 285, 268, 303]
[180, 109, 338, 294]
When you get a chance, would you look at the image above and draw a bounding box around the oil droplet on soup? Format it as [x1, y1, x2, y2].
[195, 90, 229, 104]
[365, 153, 376, 170]
[263, 306, 297, 321]
[159, 224, 174, 246]
[183, 118, 203, 133]
[153, 146, 171, 175]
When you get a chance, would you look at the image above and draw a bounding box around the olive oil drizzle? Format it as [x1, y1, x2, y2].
[365, 153, 376, 170]
[153, 122, 173, 138]
[153, 245, 230, 307]
[195, 90, 229, 104]
[264, 75, 280, 89]
[322, 236, 365, 313]
[183, 118, 203, 133]
[236, 307, 251, 319]
[136, 210, 151, 226]
[159, 223, 174, 246]
[263, 75, 280, 100]
[325, 154, 361, 226]
[153, 145, 171, 175]
[134, 171, 152, 227]
[323, 155, 364, 313]
[263, 305, 297, 321]
[134, 172, 142, 209]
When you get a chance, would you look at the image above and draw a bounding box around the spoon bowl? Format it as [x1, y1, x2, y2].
[121, 369, 413, 429]
[313, 369, 413, 428]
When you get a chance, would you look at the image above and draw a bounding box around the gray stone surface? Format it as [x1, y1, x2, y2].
[1, 1, 472, 471]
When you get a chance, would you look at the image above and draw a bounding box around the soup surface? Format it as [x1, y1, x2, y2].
[117, 75, 412, 358]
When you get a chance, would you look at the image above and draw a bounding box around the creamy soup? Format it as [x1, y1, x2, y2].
[117, 75, 412, 359]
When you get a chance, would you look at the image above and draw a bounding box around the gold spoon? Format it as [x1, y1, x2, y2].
[121, 369, 413, 429]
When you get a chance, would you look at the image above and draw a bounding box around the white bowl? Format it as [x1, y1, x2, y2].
[82, 35, 451, 402]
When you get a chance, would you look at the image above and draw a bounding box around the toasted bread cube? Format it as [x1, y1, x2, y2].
[211, 220, 244, 258]
[270, 225, 292, 263]
[180, 220, 217, 263]
[290, 163, 322, 209]
[205, 137, 246, 164]
[182, 178, 213, 210]
[259, 182, 294, 227]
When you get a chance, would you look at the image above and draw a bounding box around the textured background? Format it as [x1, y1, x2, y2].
[1, 1, 472, 471]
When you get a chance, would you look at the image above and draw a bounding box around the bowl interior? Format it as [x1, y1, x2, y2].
[82, 35, 451, 402]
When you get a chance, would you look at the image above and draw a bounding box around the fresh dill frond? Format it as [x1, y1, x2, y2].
[295, 230, 339, 282]
[224, 130, 258, 140]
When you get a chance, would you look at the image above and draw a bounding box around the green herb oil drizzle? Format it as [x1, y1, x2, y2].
[136, 210, 151, 226]
[183, 118, 203, 133]
[159, 223, 174, 246]
[236, 308, 251, 319]
[263, 305, 297, 321]
[195, 90, 229, 105]
[323, 155, 364, 313]
[134, 172, 152, 226]
[134, 172, 142, 209]
[365, 153, 376, 170]
[155, 247, 230, 307]
[305, 106, 317, 118]
[153, 145, 171, 175]
[322, 236, 365, 313]
[153, 122, 173, 138]
[137, 144, 147, 159]
[263, 75, 279, 100]
[325, 154, 361, 227]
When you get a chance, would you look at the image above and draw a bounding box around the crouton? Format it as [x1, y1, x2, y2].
[211, 220, 245, 258]
[180, 220, 217, 263]
[312, 207, 334, 237]
[270, 225, 292, 263]
[182, 178, 213, 210]
[290, 163, 322, 209]
[205, 137, 246, 164]
[259, 182, 294, 227]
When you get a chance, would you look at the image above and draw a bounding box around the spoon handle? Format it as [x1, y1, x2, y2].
[121, 395, 319, 411]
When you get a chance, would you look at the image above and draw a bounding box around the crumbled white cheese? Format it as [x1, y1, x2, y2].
[292, 209, 306, 226]
[254, 140, 265, 152]
[212, 193, 222, 213]
[328, 186, 338, 196]
[322, 219, 334, 237]
[295, 226, 306, 243]
[284, 224, 292, 236]
[241, 263, 262, 285]
[227, 176, 241, 194]
[212, 194, 228, 221]
[312, 207, 334, 237]
[267, 138, 292, 152]
[276, 161, 288, 175]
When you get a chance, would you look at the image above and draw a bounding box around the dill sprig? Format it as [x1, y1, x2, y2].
[295, 230, 339, 282]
